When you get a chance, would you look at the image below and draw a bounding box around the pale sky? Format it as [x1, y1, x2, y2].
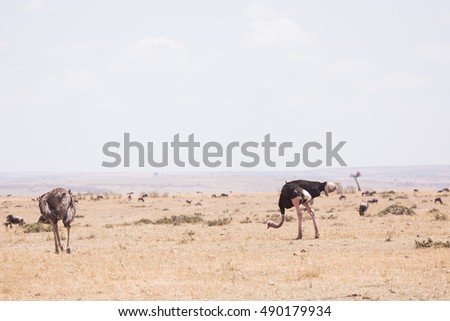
[1, 0, 449, 172]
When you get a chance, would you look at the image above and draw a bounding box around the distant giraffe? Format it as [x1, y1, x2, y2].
[38, 188, 76, 254]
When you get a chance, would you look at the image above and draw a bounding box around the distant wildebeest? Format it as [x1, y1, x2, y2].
[367, 198, 378, 204]
[434, 197, 443, 205]
[413, 189, 419, 192]
[128, 195, 132, 201]
[362, 191, 376, 197]
[4, 215, 24, 228]
[138, 197, 145, 202]
[359, 202, 369, 216]
[443, 188, 449, 192]
[195, 202, 202, 206]
[219, 193, 229, 198]
[211, 194, 217, 198]
[339, 195, 346, 200]
[186, 200, 192, 204]
[38, 188, 76, 254]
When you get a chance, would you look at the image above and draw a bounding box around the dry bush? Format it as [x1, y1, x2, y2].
[378, 205, 415, 216]
[23, 223, 51, 233]
[154, 215, 203, 225]
[207, 217, 232, 226]
[134, 218, 153, 225]
[148, 191, 160, 198]
[428, 209, 448, 221]
[415, 238, 450, 249]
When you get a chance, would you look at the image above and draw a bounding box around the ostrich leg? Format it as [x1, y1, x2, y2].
[292, 198, 303, 240]
[66, 226, 71, 254]
[304, 202, 319, 238]
[51, 222, 63, 254]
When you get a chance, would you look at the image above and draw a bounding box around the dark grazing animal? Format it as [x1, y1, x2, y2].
[267, 180, 337, 239]
[4, 215, 24, 228]
[359, 202, 369, 216]
[339, 195, 346, 200]
[219, 193, 229, 198]
[38, 188, 76, 254]
[367, 198, 378, 204]
[434, 197, 443, 205]
[138, 197, 145, 202]
[186, 200, 192, 204]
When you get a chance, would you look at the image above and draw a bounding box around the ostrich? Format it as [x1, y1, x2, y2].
[267, 180, 337, 239]
[351, 171, 362, 192]
[38, 188, 76, 254]
[359, 202, 369, 216]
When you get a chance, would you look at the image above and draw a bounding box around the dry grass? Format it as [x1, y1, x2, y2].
[0, 190, 449, 301]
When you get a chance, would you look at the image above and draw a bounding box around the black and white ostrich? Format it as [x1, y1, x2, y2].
[38, 188, 76, 254]
[267, 180, 337, 239]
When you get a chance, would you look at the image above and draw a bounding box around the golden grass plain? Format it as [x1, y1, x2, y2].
[1, 190, 449, 300]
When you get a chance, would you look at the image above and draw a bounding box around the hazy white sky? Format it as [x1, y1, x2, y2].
[0, 0, 449, 171]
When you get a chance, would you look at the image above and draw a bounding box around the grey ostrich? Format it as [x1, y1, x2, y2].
[38, 188, 76, 254]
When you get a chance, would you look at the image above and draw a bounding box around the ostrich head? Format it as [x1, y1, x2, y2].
[324, 182, 337, 196]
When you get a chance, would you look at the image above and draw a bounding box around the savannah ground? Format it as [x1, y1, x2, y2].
[0, 189, 449, 300]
